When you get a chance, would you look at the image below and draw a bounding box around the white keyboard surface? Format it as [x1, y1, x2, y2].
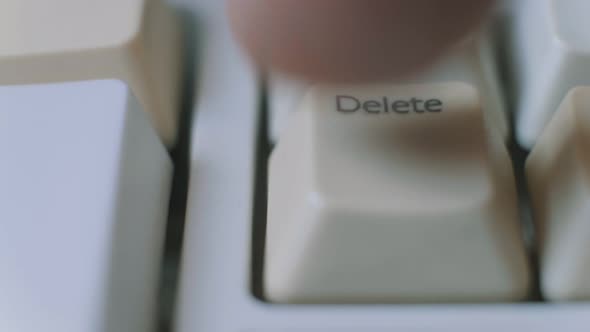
[1, 0, 590, 331]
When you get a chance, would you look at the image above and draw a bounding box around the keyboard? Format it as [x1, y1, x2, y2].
[1, 0, 590, 331]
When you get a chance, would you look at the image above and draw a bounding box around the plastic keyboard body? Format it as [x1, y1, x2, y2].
[1, 1, 590, 332]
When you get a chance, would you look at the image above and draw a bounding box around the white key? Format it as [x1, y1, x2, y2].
[0, 80, 172, 332]
[527, 87, 590, 301]
[0, 0, 182, 145]
[509, 0, 590, 148]
[268, 31, 509, 143]
[265, 83, 530, 304]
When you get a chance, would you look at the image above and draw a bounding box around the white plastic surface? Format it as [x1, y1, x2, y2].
[175, 0, 590, 331]
[0, 80, 172, 332]
[509, 0, 590, 148]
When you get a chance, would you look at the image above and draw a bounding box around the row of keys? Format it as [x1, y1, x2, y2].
[2, 1, 590, 332]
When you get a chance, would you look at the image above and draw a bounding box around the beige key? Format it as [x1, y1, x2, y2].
[0, 0, 182, 145]
[527, 87, 590, 301]
[265, 83, 530, 304]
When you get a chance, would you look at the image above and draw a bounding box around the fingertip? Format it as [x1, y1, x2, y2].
[228, 0, 495, 82]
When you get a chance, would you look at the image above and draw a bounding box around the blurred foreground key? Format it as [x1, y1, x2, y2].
[0, 0, 182, 145]
[0, 80, 172, 332]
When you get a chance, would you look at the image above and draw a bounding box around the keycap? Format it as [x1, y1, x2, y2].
[526, 87, 590, 301]
[0, 0, 182, 145]
[0, 80, 172, 332]
[268, 31, 509, 143]
[264, 82, 530, 304]
[509, 0, 590, 148]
